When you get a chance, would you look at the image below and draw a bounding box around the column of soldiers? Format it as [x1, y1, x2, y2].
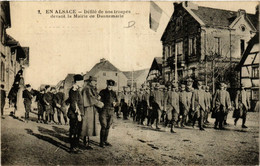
[118, 79, 251, 132]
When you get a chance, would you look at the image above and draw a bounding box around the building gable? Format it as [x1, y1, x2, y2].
[230, 14, 257, 32]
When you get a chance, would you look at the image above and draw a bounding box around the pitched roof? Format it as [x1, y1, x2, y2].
[236, 32, 259, 70]
[123, 69, 149, 80]
[191, 6, 258, 29]
[148, 57, 163, 74]
[85, 59, 120, 78]
[191, 6, 237, 28]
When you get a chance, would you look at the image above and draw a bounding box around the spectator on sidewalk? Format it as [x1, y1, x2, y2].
[22, 84, 32, 123]
[1, 84, 6, 117]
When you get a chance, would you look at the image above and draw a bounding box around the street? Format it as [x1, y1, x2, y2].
[1, 109, 259, 165]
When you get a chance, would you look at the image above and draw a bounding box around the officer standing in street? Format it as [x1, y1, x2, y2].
[191, 81, 207, 130]
[212, 82, 231, 130]
[151, 83, 163, 129]
[99, 79, 118, 147]
[22, 84, 32, 123]
[234, 83, 250, 128]
[35, 88, 45, 123]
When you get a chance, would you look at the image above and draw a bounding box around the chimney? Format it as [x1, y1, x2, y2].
[182, 1, 198, 10]
[256, 5, 259, 17]
[100, 58, 106, 63]
[237, 9, 246, 17]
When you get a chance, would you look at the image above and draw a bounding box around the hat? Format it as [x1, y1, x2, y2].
[25, 84, 31, 88]
[197, 81, 203, 86]
[107, 79, 115, 86]
[85, 76, 97, 82]
[74, 74, 83, 82]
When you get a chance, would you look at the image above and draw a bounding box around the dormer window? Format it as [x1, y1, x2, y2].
[240, 25, 246, 32]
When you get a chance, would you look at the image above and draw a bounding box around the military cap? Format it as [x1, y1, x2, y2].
[85, 76, 97, 82]
[107, 79, 116, 86]
[197, 81, 203, 86]
[45, 85, 50, 89]
[74, 74, 83, 82]
[25, 84, 31, 88]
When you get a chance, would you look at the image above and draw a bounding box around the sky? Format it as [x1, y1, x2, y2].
[7, 1, 258, 88]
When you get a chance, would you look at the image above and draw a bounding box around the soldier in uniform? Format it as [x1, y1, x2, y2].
[150, 83, 163, 129]
[234, 83, 250, 128]
[65, 74, 84, 153]
[186, 80, 193, 124]
[99, 79, 118, 147]
[22, 84, 32, 122]
[164, 83, 179, 133]
[223, 83, 231, 125]
[178, 84, 188, 127]
[204, 86, 212, 124]
[191, 81, 207, 130]
[212, 82, 231, 130]
[54, 86, 68, 125]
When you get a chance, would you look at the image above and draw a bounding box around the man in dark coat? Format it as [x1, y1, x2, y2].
[1, 84, 6, 117]
[66, 74, 84, 153]
[234, 83, 250, 128]
[54, 86, 68, 125]
[35, 88, 45, 123]
[99, 79, 118, 147]
[22, 84, 32, 122]
[212, 82, 231, 130]
[43, 85, 53, 124]
[191, 81, 207, 130]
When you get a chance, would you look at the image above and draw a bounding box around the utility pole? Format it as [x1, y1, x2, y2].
[212, 57, 215, 94]
[175, 49, 178, 83]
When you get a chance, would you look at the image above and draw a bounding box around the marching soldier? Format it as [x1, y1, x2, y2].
[234, 83, 250, 128]
[186, 80, 193, 124]
[22, 84, 33, 123]
[178, 84, 188, 127]
[223, 83, 231, 125]
[150, 83, 163, 129]
[191, 81, 207, 130]
[140, 86, 149, 125]
[164, 83, 179, 133]
[212, 82, 231, 130]
[99, 79, 118, 147]
[204, 86, 212, 124]
[66, 74, 84, 153]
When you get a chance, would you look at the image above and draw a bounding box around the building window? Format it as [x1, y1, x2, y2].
[240, 39, 245, 56]
[214, 37, 221, 55]
[175, 41, 183, 56]
[115, 73, 118, 76]
[103, 72, 106, 76]
[1, 62, 5, 82]
[164, 45, 172, 60]
[252, 66, 259, 78]
[252, 89, 259, 101]
[189, 37, 196, 56]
